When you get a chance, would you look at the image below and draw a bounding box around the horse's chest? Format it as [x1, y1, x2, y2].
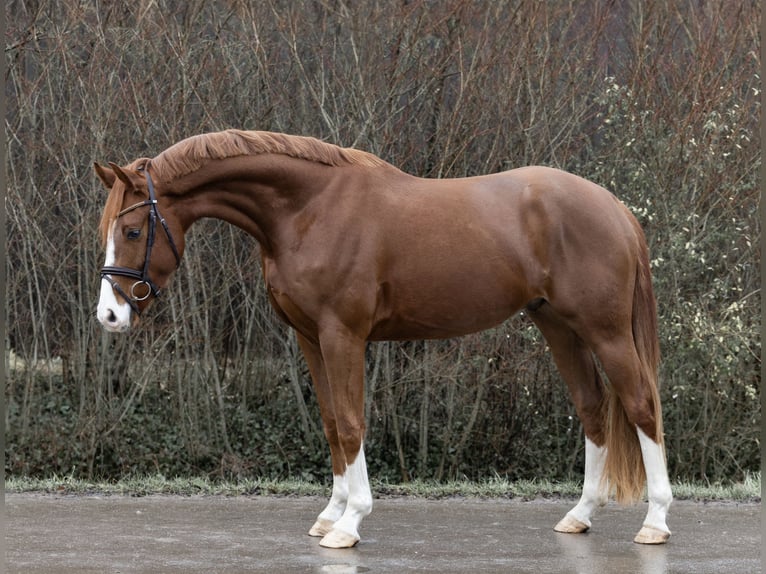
[264, 275, 318, 335]
[261, 257, 331, 334]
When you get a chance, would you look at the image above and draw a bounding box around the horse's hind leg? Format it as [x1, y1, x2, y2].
[526, 303, 609, 534]
[591, 334, 672, 544]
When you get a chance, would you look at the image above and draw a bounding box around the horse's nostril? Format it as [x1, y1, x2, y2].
[107, 309, 117, 324]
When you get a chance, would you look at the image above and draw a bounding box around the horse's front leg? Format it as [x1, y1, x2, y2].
[296, 330, 372, 548]
[296, 333, 348, 536]
[308, 474, 348, 538]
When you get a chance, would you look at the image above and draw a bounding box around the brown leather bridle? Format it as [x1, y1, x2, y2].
[100, 164, 181, 315]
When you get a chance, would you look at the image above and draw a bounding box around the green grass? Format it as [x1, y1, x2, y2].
[5, 474, 327, 497]
[6, 472, 760, 502]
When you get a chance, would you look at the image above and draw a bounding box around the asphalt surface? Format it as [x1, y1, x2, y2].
[5, 493, 761, 573]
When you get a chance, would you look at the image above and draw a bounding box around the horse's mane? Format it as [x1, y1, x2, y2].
[98, 130, 387, 244]
[151, 129, 387, 181]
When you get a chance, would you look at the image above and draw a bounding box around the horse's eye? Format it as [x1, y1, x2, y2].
[127, 229, 141, 240]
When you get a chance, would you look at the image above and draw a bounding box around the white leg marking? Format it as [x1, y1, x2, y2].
[319, 444, 372, 547]
[557, 438, 607, 531]
[319, 473, 349, 524]
[309, 472, 348, 537]
[97, 224, 132, 332]
[637, 426, 672, 534]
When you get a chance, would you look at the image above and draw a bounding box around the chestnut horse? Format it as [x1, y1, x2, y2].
[95, 130, 672, 548]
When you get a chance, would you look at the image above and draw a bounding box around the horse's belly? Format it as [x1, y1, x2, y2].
[368, 307, 515, 341]
[367, 274, 526, 341]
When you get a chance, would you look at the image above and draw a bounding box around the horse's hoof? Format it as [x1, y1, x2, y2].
[319, 528, 360, 548]
[634, 525, 670, 544]
[553, 514, 589, 534]
[309, 518, 335, 537]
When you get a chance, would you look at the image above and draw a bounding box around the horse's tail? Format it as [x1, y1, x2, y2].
[602, 216, 664, 504]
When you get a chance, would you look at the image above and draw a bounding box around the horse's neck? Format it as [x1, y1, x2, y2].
[169, 154, 340, 251]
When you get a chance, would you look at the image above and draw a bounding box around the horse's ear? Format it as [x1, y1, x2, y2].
[94, 162, 116, 190]
[108, 162, 135, 189]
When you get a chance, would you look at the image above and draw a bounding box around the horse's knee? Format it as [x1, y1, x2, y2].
[322, 419, 338, 442]
[336, 421, 366, 462]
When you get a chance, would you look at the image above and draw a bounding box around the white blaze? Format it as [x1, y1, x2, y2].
[97, 223, 132, 332]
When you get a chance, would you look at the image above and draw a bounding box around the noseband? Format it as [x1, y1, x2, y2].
[100, 165, 181, 315]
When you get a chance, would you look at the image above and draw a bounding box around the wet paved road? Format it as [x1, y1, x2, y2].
[5, 493, 761, 573]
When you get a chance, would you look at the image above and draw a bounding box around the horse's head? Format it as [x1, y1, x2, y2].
[95, 160, 184, 332]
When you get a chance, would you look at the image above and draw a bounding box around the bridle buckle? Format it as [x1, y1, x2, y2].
[130, 281, 153, 301]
